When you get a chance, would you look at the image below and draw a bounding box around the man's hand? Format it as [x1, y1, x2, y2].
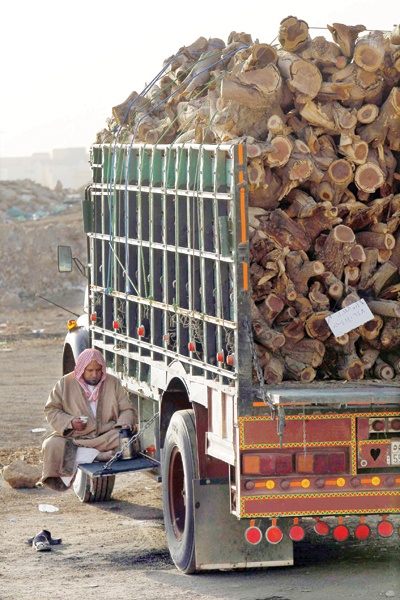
[71, 417, 87, 431]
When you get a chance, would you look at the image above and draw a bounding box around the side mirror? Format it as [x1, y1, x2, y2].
[58, 245, 73, 272]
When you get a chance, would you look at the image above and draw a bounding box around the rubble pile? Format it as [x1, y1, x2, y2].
[0, 180, 87, 312]
[0, 179, 82, 223]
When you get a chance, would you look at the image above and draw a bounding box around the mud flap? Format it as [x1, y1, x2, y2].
[193, 479, 293, 570]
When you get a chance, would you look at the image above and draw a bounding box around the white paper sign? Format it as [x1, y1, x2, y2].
[325, 299, 374, 337]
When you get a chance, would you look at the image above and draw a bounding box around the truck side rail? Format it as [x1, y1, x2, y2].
[87, 142, 251, 401]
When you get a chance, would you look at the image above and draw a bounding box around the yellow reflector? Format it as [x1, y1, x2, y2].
[67, 319, 78, 330]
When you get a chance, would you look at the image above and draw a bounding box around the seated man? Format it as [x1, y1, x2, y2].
[41, 348, 137, 491]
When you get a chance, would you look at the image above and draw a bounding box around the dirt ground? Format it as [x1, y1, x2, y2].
[0, 323, 174, 600]
[0, 314, 399, 600]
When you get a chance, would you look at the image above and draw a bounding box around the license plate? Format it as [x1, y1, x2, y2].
[391, 440, 400, 465]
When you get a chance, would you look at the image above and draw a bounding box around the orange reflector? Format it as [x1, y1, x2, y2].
[67, 319, 77, 330]
[265, 525, 283, 544]
[355, 524, 371, 540]
[137, 325, 145, 336]
[314, 520, 330, 536]
[333, 524, 349, 541]
[242, 454, 261, 475]
[188, 342, 195, 352]
[377, 519, 394, 538]
[296, 453, 314, 473]
[289, 524, 306, 541]
[244, 526, 262, 545]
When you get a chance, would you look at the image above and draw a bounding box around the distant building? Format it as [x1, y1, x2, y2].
[0, 147, 91, 189]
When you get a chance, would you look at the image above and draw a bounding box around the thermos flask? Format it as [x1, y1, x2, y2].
[118, 426, 137, 460]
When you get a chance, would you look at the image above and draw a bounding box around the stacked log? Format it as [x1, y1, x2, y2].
[98, 17, 400, 382]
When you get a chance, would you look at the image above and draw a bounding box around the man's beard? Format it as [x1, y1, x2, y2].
[84, 376, 101, 386]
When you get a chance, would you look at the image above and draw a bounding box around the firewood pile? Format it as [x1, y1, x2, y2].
[97, 17, 400, 383]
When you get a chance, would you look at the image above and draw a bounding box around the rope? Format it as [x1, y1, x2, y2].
[99, 41, 250, 339]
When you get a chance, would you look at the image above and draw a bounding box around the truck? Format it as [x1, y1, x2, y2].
[58, 139, 400, 573]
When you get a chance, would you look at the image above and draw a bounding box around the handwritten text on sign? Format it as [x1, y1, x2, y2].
[325, 299, 374, 337]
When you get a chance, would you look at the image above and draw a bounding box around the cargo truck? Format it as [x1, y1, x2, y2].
[60, 140, 400, 573]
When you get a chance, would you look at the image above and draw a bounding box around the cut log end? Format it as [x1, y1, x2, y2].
[278, 16, 310, 51]
[355, 163, 385, 193]
[357, 104, 379, 124]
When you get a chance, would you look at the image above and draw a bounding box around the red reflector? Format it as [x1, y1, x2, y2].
[245, 526, 262, 545]
[188, 342, 195, 352]
[113, 320, 119, 330]
[355, 524, 371, 540]
[372, 419, 385, 432]
[333, 524, 349, 541]
[137, 325, 145, 336]
[377, 519, 394, 538]
[227, 354, 235, 366]
[390, 419, 400, 431]
[314, 520, 330, 536]
[244, 480, 255, 491]
[90, 313, 97, 322]
[289, 525, 306, 541]
[217, 352, 224, 363]
[265, 526, 283, 544]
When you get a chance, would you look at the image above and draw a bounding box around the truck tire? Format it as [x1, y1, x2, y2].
[72, 469, 116, 503]
[162, 409, 198, 574]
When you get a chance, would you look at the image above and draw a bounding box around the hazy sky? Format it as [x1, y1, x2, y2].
[0, 0, 396, 157]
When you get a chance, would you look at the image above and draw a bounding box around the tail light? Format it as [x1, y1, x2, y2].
[289, 518, 305, 541]
[242, 452, 293, 476]
[244, 524, 262, 545]
[377, 516, 394, 538]
[314, 519, 330, 536]
[296, 451, 347, 474]
[265, 520, 283, 544]
[355, 517, 371, 540]
[333, 517, 349, 541]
